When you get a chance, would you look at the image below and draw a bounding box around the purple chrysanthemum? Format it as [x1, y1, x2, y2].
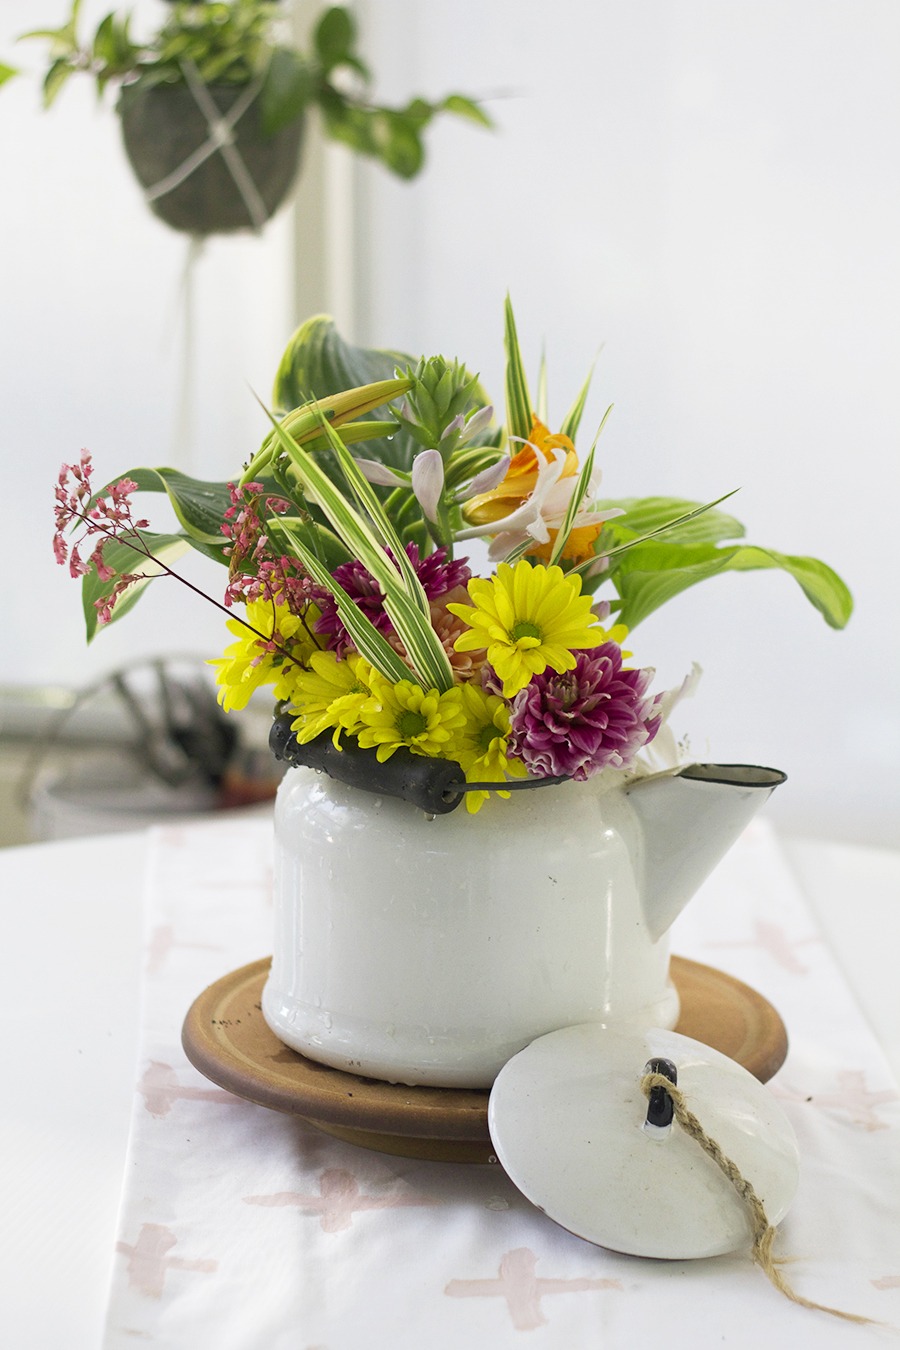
[314, 545, 472, 655]
[508, 644, 661, 780]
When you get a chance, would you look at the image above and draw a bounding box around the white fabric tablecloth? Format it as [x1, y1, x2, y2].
[96, 816, 900, 1349]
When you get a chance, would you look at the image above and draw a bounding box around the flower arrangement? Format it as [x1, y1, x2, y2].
[53, 300, 852, 812]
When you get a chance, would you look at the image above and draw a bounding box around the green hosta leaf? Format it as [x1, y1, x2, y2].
[609, 539, 853, 630]
[272, 315, 416, 471]
[601, 492, 740, 560]
[90, 467, 233, 547]
[504, 296, 533, 444]
[721, 547, 853, 628]
[273, 315, 410, 412]
[599, 496, 746, 547]
[81, 532, 190, 640]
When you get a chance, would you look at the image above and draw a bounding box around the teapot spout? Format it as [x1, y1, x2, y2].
[625, 764, 787, 941]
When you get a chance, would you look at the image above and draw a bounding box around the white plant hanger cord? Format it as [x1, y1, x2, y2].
[142, 59, 269, 233]
[169, 234, 203, 469]
[147, 60, 271, 463]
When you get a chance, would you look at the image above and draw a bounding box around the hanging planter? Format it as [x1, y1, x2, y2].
[118, 80, 305, 235]
[6, 2, 491, 238]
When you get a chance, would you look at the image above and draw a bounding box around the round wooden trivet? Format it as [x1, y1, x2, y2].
[182, 955, 788, 1164]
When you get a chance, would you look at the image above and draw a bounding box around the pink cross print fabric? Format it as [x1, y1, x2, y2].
[102, 816, 900, 1348]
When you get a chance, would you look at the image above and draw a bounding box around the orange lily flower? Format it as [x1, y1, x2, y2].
[462, 415, 604, 563]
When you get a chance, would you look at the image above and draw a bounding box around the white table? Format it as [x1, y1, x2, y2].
[1, 825, 898, 1349]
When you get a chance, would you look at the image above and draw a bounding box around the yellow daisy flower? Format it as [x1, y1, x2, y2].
[447, 560, 603, 698]
[454, 682, 528, 814]
[288, 651, 375, 747]
[209, 597, 317, 713]
[356, 676, 466, 762]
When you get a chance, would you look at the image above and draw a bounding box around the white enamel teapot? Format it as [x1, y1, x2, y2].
[262, 730, 785, 1089]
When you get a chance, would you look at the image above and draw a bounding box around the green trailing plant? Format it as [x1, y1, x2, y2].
[7, 0, 490, 179]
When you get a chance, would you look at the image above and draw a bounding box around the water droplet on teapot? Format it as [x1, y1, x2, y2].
[486, 1195, 509, 1211]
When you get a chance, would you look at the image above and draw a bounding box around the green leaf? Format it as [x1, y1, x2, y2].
[89, 467, 233, 547]
[314, 6, 356, 73]
[504, 296, 533, 444]
[720, 546, 853, 629]
[602, 491, 740, 560]
[272, 315, 418, 476]
[441, 93, 492, 128]
[559, 363, 598, 442]
[259, 46, 312, 135]
[42, 57, 75, 107]
[92, 13, 119, 65]
[269, 514, 350, 572]
[81, 532, 190, 640]
[535, 350, 548, 424]
[0, 63, 19, 87]
[271, 519, 416, 686]
[20, 0, 82, 52]
[244, 375, 412, 483]
[314, 415, 432, 619]
[599, 496, 747, 547]
[301, 419, 399, 454]
[548, 442, 596, 568]
[609, 539, 853, 630]
[266, 404, 455, 691]
[376, 111, 425, 179]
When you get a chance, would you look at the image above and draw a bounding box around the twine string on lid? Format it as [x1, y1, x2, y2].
[639, 1071, 883, 1326]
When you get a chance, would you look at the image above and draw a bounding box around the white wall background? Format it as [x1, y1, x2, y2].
[1, 0, 897, 846]
[349, 0, 900, 846]
[0, 0, 327, 693]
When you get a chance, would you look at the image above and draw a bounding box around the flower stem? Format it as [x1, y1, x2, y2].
[71, 508, 297, 662]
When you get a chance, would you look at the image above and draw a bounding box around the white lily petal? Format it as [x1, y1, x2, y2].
[354, 458, 410, 488]
[525, 516, 551, 544]
[411, 449, 445, 523]
[652, 662, 703, 725]
[487, 530, 525, 561]
[456, 449, 566, 541]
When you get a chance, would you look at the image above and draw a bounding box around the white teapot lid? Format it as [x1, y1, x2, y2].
[487, 1024, 799, 1260]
